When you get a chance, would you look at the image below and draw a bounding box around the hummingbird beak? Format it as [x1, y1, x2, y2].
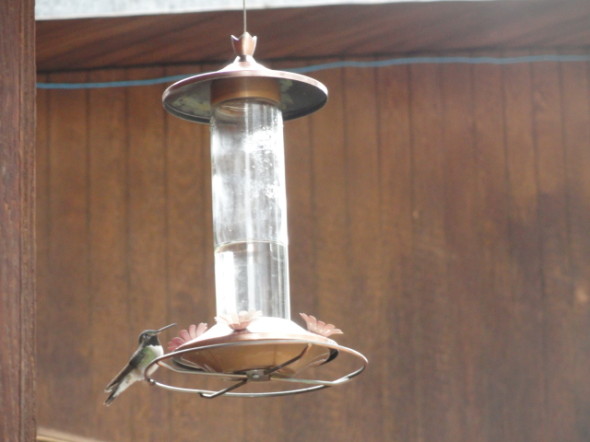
[156, 323, 176, 334]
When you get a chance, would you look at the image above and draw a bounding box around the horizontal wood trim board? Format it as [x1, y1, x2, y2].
[37, 1, 590, 71]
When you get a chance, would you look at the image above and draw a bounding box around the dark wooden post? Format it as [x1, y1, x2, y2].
[0, 0, 36, 440]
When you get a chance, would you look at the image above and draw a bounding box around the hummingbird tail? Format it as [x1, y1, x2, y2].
[104, 380, 124, 406]
[104, 388, 118, 406]
[103, 370, 141, 406]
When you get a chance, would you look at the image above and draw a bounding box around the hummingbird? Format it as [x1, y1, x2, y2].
[104, 323, 176, 406]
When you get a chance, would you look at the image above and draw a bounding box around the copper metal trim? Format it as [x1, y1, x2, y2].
[162, 34, 328, 123]
[211, 77, 280, 106]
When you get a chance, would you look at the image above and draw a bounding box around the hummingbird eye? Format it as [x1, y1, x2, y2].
[138, 331, 151, 343]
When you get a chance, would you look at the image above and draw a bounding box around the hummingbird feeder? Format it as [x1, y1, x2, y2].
[146, 31, 367, 398]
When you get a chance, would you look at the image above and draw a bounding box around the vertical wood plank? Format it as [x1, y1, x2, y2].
[560, 56, 590, 441]
[0, 0, 35, 439]
[35, 74, 50, 434]
[125, 67, 170, 441]
[38, 72, 92, 435]
[408, 62, 457, 442]
[376, 63, 418, 441]
[128, 67, 172, 439]
[471, 55, 514, 442]
[502, 52, 547, 441]
[341, 63, 384, 440]
[86, 69, 131, 440]
[530, 55, 574, 441]
[440, 59, 481, 441]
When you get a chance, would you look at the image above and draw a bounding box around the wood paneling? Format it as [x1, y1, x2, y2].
[470, 56, 514, 441]
[559, 51, 590, 441]
[376, 61, 417, 441]
[0, 0, 36, 440]
[37, 54, 590, 441]
[36, 0, 590, 72]
[86, 68, 130, 438]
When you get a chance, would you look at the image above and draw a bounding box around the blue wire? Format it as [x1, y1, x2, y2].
[36, 74, 189, 90]
[287, 54, 590, 73]
[37, 54, 590, 90]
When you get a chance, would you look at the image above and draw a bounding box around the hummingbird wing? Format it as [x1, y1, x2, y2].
[104, 347, 144, 393]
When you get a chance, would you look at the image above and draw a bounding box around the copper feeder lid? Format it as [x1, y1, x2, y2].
[162, 32, 328, 123]
[171, 318, 337, 376]
[146, 317, 368, 398]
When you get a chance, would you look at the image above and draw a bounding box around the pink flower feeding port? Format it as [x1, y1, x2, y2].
[148, 32, 367, 398]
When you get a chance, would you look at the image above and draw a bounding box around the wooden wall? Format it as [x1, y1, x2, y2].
[1, 0, 36, 440]
[37, 54, 590, 441]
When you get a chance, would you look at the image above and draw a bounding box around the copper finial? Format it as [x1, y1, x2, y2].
[231, 32, 257, 59]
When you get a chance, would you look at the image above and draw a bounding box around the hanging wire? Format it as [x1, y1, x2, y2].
[243, 0, 247, 34]
[36, 53, 590, 90]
